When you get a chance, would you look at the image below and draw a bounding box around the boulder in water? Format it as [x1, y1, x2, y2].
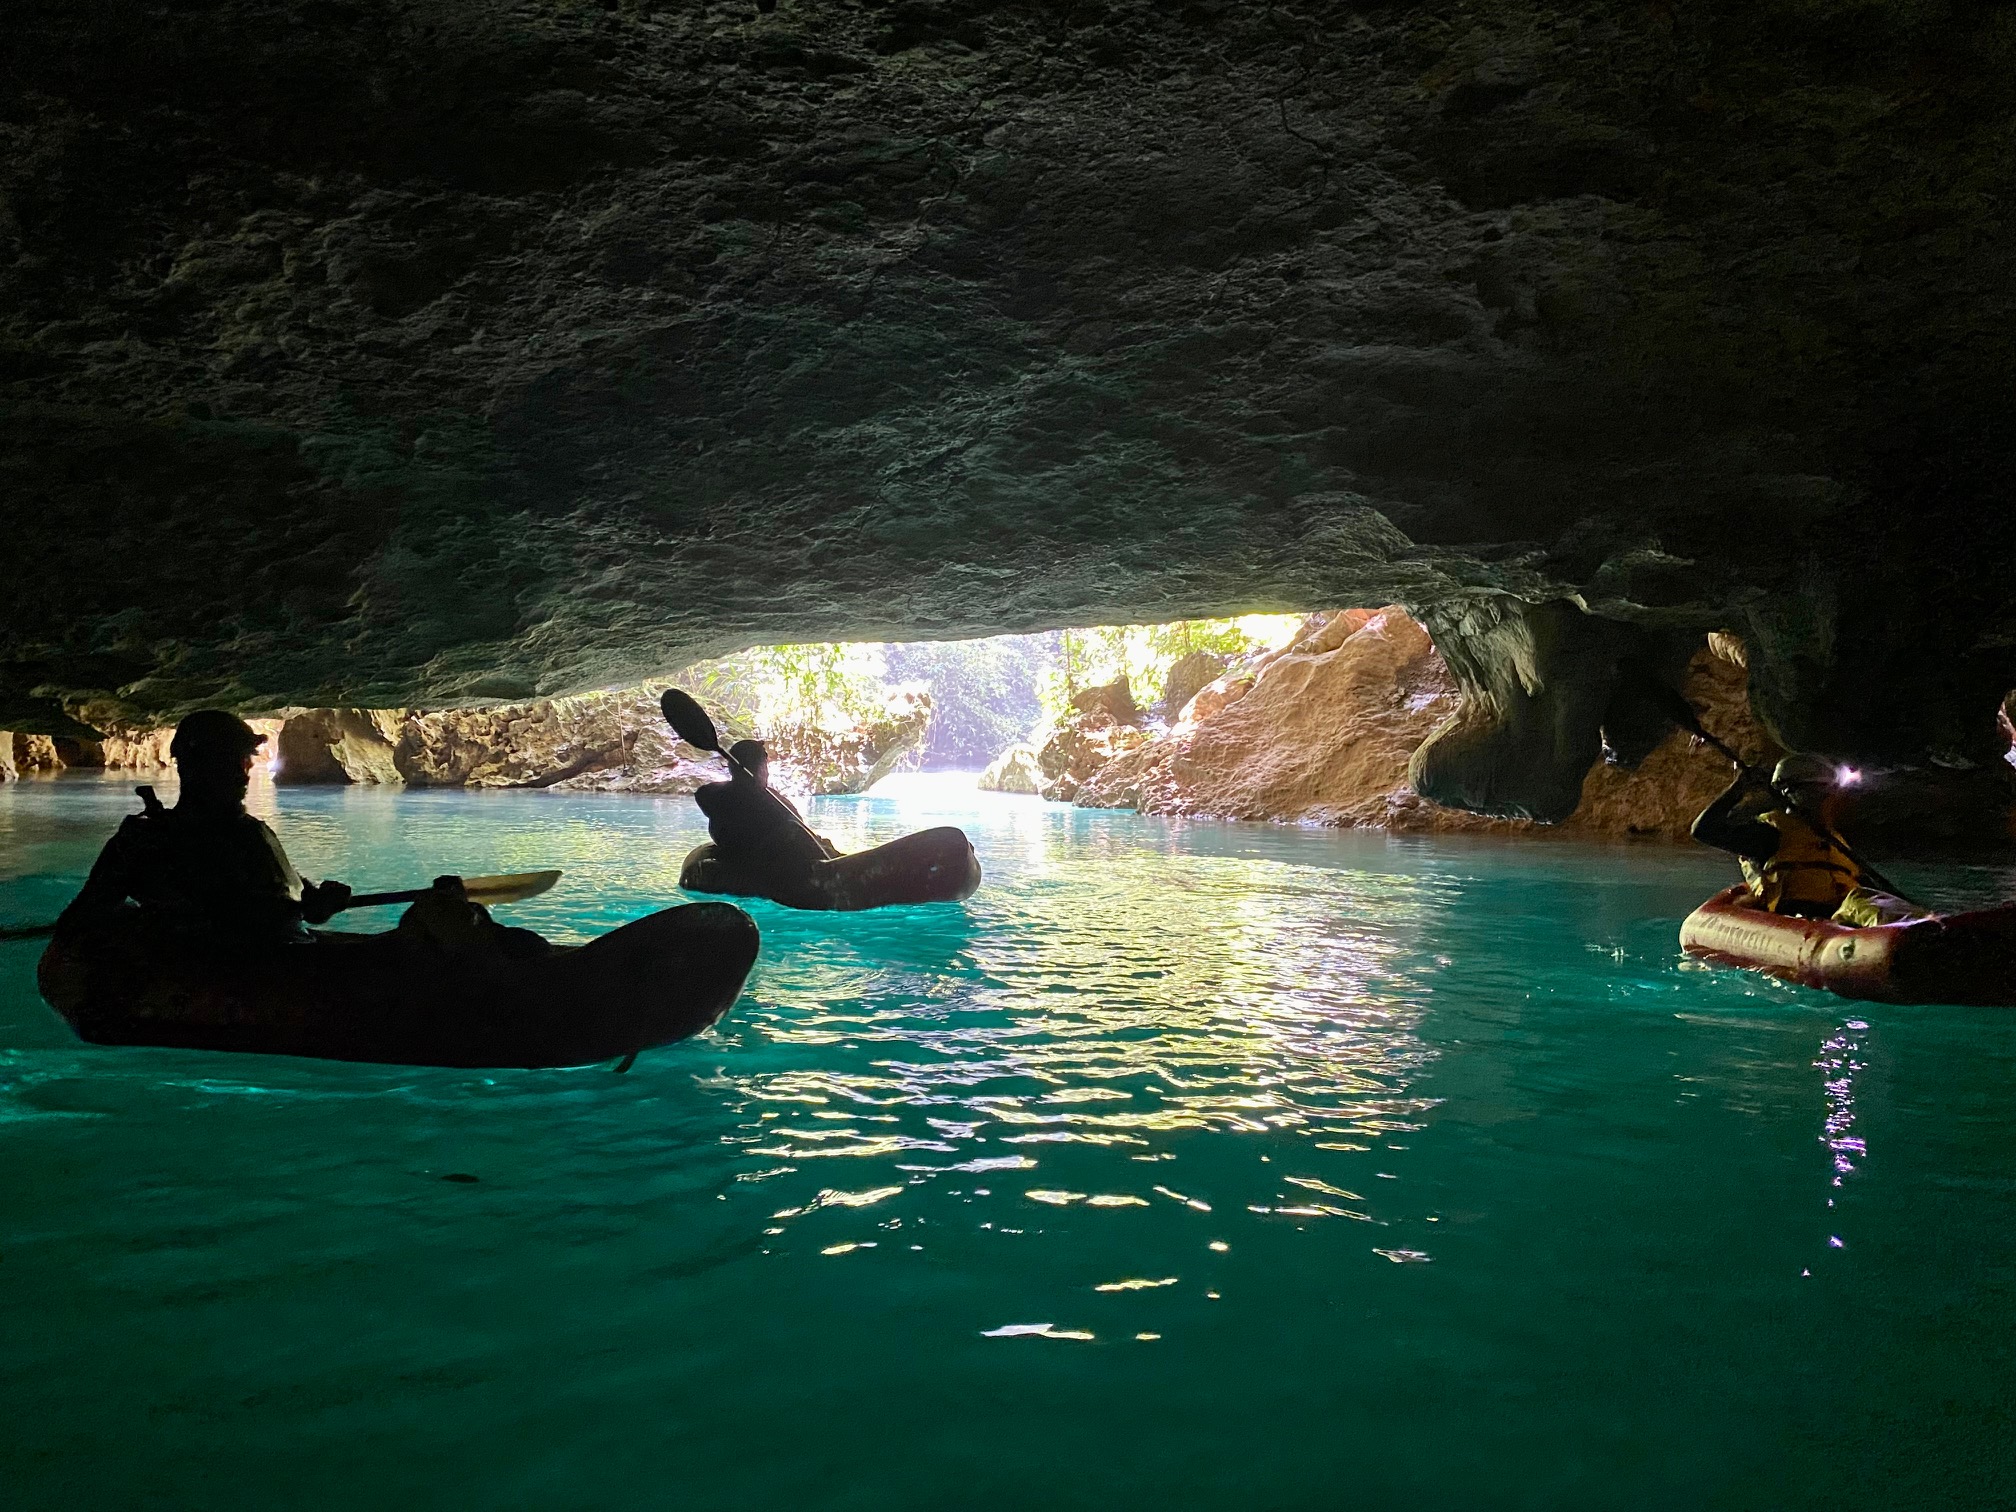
[979, 743, 1043, 795]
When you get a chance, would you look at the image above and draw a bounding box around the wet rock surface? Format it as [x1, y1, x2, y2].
[1073, 609, 1802, 842]
[978, 742, 1043, 797]
[1030, 677, 1148, 802]
[6, 0, 2015, 815]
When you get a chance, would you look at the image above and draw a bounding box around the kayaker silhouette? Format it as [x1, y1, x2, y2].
[57, 709, 549, 956]
[664, 690, 981, 910]
[693, 739, 841, 874]
[58, 710, 354, 947]
[1691, 752, 1919, 926]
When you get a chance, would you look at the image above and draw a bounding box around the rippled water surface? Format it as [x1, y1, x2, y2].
[5, 774, 2016, 1510]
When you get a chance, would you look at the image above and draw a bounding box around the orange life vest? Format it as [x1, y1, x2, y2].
[1739, 809, 1864, 913]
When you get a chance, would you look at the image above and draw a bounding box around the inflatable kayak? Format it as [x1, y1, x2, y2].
[1680, 885, 2016, 1006]
[37, 902, 759, 1068]
[679, 825, 981, 911]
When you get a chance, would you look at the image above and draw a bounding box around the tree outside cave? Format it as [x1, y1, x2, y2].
[684, 615, 1303, 771]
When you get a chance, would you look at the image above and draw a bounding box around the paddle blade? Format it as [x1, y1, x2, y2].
[660, 688, 722, 753]
[461, 869, 563, 905]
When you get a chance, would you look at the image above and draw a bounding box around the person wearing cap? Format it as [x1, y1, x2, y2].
[692, 739, 838, 879]
[57, 709, 352, 946]
[1691, 752, 1907, 922]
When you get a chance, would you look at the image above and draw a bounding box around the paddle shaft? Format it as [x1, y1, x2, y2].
[1654, 686, 1916, 903]
[725, 749, 833, 853]
[1, 870, 559, 945]
[660, 689, 831, 852]
[348, 886, 474, 909]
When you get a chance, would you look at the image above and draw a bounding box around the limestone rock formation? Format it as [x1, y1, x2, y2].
[275, 709, 404, 785]
[0, 722, 269, 779]
[8, 0, 2016, 824]
[1075, 608, 1782, 841]
[764, 688, 933, 797]
[92, 728, 175, 773]
[1032, 678, 1148, 803]
[3, 735, 65, 778]
[1157, 651, 1232, 723]
[1077, 609, 1461, 826]
[978, 743, 1043, 796]
[269, 686, 928, 795]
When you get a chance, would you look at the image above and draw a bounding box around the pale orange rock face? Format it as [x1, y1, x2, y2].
[1076, 608, 1776, 842]
[1558, 644, 1776, 842]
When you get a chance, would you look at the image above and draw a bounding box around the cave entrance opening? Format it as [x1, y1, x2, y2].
[690, 613, 1308, 776]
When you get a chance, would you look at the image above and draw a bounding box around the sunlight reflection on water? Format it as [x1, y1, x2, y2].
[720, 838, 1445, 1229]
[9, 777, 2016, 1510]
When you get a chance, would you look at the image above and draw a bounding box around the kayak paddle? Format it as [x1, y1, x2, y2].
[658, 688, 833, 852]
[0, 868, 563, 945]
[1645, 682, 1919, 906]
[347, 869, 563, 909]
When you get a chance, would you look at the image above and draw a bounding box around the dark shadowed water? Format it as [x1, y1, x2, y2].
[4, 774, 2015, 1510]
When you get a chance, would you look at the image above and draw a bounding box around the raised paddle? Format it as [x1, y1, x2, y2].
[1644, 683, 1920, 907]
[0, 869, 563, 945]
[659, 688, 833, 852]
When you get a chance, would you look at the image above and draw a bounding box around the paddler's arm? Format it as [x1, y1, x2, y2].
[55, 819, 144, 930]
[256, 819, 350, 926]
[1691, 771, 1778, 862]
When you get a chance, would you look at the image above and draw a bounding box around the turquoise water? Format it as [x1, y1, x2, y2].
[5, 774, 2016, 1509]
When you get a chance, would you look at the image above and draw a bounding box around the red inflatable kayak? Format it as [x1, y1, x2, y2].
[1679, 885, 2016, 1006]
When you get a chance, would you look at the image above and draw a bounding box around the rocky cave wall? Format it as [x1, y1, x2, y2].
[998, 609, 2016, 850]
[0, 686, 929, 796]
[6, 0, 2015, 820]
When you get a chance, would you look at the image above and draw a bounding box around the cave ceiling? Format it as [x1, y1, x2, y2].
[4, 0, 2014, 769]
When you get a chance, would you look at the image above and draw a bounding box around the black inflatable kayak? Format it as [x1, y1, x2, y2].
[679, 826, 981, 911]
[37, 902, 759, 1068]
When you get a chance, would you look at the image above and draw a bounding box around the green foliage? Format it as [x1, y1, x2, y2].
[677, 642, 890, 739]
[884, 636, 1052, 767]
[670, 615, 1304, 770]
[1034, 616, 1301, 722]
